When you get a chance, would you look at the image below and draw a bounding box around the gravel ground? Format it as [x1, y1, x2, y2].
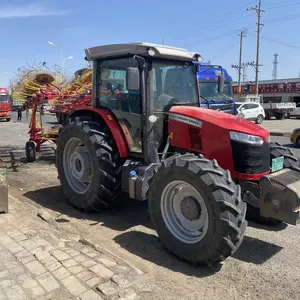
[1, 118, 300, 300]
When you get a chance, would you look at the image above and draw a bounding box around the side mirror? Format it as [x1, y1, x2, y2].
[218, 75, 224, 93]
[126, 67, 140, 91]
[240, 107, 245, 110]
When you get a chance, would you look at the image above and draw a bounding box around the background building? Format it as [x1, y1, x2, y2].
[233, 78, 300, 103]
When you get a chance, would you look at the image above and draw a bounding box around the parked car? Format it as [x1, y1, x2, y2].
[236, 102, 265, 124]
[287, 103, 300, 119]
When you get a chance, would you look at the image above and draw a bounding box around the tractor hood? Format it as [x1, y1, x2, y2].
[169, 106, 269, 140]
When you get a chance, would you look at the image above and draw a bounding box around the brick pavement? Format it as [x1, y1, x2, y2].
[0, 197, 153, 300]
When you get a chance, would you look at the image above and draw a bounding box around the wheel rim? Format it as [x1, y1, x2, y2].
[160, 180, 209, 244]
[63, 137, 93, 194]
[258, 115, 263, 123]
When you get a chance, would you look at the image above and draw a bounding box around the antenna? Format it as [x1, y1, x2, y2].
[272, 53, 278, 80]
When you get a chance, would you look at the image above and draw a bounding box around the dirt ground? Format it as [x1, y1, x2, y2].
[1, 119, 300, 300]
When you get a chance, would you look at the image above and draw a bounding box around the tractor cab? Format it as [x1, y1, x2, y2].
[89, 44, 224, 157]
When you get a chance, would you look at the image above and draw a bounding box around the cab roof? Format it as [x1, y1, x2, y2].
[85, 42, 203, 62]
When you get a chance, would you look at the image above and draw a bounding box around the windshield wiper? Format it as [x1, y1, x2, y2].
[200, 95, 216, 108]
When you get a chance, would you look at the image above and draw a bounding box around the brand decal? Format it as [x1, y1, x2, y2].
[169, 114, 202, 128]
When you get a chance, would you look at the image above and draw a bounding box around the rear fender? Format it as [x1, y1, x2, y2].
[70, 106, 129, 157]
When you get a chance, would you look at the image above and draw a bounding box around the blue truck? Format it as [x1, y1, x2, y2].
[194, 62, 236, 115]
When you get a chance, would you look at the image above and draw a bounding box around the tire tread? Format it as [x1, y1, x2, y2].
[148, 153, 247, 266]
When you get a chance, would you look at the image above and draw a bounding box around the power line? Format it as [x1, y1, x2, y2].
[185, 31, 236, 48]
[183, 13, 252, 48]
[208, 36, 240, 61]
[181, 1, 257, 48]
[264, 12, 300, 24]
[247, 32, 300, 50]
[267, 1, 300, 9]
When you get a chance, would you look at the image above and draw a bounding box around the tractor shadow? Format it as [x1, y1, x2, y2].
[36, 145, 56, 165]
[114, 231, 284, 273]
[232, 235, 284, 264]
[0, 145, 56, 170]
[114, 231, 222, 277]
[24, 184, 285, 275]
[24, 186, 221, 277]
[0, 146, 27, 171]
[23, 185, 153, 232]
[247, 220, 288, 232]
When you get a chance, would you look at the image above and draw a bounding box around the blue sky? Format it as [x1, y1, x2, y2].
[1, 0, 300, 87]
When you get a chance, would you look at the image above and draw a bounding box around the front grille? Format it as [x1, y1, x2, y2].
[231, 140, 270, 174]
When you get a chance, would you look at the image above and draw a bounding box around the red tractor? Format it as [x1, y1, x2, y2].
[56, 43, 300, 266]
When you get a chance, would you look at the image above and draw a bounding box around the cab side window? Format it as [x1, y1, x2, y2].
[97, 57, 143, 153]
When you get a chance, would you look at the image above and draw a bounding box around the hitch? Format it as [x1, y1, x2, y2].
[259, 169, 300, 225]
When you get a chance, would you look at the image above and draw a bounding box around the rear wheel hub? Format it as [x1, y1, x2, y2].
[63, 138, 93, 194]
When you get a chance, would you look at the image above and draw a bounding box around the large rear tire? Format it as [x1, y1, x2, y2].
[148, 153, 247, 266]
[56, 116, 123, 210]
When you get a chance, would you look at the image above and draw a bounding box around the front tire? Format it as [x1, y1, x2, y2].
[148, 153, 247, 266]
[56, 116, 123, 211]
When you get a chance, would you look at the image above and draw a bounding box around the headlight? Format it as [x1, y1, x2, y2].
[229, 131, 264, 146]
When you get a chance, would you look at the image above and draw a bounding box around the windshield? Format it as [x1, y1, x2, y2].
[0, 95, 10, 103]
[199, 82, 233, 101]
[153, 60, 199, 111]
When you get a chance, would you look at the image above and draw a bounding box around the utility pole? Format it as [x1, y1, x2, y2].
[162, 39, 165, 45]
[272, 53, 278, 80]
[247, 0, 264, 95]
[231, 29, 247, 100]
[242, 63, 247, 82]
[237, 30, 246, 99]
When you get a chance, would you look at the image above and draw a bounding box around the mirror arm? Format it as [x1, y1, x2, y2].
[133, 55, 147, 71]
